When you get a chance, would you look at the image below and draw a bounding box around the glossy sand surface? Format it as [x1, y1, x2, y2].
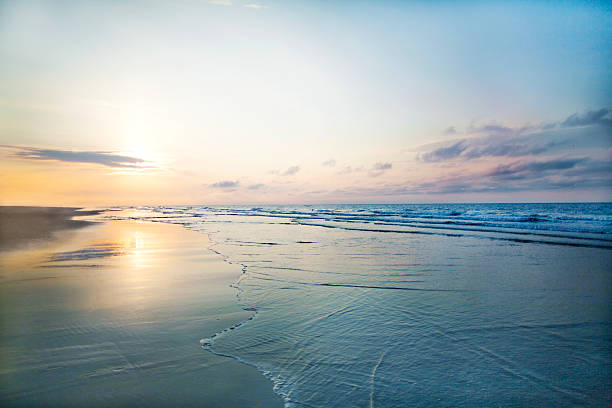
[0, 216, 283, 407]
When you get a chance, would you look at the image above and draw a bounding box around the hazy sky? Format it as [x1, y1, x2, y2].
[1, 0, 611, 205]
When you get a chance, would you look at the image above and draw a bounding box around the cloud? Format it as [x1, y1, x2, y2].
[211, 180, 239, 188]
[209, 181, 266, 191]
[337, 166, 353, 175]
[368, 162, 392, 177]
[417, 108, 612, 163]
[469, 124, 514, 135]
[208, 0, 232, 5]
[5, 146, 152, 168]
[336, 165, 365, 175]
[561, 108, 611, 128]
[486, 157, 587, 180]
[331, 110, 610, 198]
[373, 162, 392, 170]
[461, 139, 556, 160]
[443, 126, 457, 135]
[244, 3, 268, 8]
[330, 156, 609, 197]
[282, 166, 300, 176]
[322, 159, 336, 167]
[416, 156, 608, 194]
[420, 141, 467, 162]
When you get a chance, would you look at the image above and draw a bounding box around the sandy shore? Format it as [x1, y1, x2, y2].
[0, 207, 283, 407]
[0, 206, 100, 252]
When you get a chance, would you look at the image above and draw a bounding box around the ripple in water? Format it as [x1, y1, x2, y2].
[109, 204, 612, 407]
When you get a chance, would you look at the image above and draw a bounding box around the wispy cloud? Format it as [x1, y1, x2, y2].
[396, 108, 612, 197]
[282, 166, 300, 176]
[420, 136, 559, 162]
[420, 141, 467, 162]
[369, 162, 392, 177]
[209, 180, 267, 191]
[329, 156, 610, 198]
[462, 139, 556, 160]
[561, 108, 611, 128]
[443, 126, 457, 135]
[468, 123, 514, 135]
[211, 180, 239, 188]
[485, 157, 587, 180]
[337, 165, 354, 175]
[373, 162, 392, 170]
[322, 159, 336, 167]
[417, 108, 612, 163]
[430, 157, 611, 194]
[4, 146, 152, 168]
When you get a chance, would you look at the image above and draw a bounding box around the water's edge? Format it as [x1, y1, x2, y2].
[196, 229, 295, 407]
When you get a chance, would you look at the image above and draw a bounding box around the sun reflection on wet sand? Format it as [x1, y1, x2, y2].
[0, 219, 283, 407]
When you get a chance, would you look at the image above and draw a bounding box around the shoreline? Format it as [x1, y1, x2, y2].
[135, 204, 612, 407]
[0, 206, 284, 407]
[0, 206, 100, 252]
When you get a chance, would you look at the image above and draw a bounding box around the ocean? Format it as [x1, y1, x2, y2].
[103, 203, 612, 407]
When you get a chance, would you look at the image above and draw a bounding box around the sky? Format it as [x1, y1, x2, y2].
[0, 0, 611, 205]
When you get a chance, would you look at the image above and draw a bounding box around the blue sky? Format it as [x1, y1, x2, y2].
[0, 0, 610, 204]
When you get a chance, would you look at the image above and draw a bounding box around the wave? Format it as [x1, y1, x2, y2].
[143, 203, 612, 236]
[101, 204, 612, 249]
[94, 203, 612, 407]
[294, 220, 612, 249]
[249, 275, 464, 292]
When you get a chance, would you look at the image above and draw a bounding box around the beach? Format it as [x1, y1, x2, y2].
[1, 204, 611, 407]
[105, 203, 612, 407]
[0, 207, 283, 407]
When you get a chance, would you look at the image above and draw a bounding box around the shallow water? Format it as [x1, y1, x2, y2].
[106, 204, 612, 407]
[0, 221, 283, 407]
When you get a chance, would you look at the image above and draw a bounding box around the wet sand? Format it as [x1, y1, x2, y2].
[0, 208, 283, 407]
[0, 207, 99, 252]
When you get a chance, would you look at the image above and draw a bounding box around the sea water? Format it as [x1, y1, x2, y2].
[105, 203, 612, 407]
